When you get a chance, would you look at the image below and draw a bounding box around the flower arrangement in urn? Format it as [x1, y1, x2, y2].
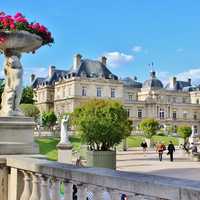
[0, 12, 53, 46]
[0, 12, 54, 116]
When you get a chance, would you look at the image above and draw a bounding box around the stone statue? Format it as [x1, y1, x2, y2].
[0, 51, 23, 116]
[59, 115, 70, 145]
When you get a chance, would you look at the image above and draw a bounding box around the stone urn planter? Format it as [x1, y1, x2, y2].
[87, 150, 116, 170]
[0, 31, 42, 116]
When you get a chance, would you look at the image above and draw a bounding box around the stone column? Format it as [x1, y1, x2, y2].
[0, 165, 8, 200]
[63, 181, 73, 200]
[29, 173, 40, 200]
[20, 171, 31, 200]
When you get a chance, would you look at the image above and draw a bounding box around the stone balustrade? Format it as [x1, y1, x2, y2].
[0, 156, 199, 200]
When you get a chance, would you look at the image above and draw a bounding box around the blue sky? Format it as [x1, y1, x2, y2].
[1, 0, 200, 85]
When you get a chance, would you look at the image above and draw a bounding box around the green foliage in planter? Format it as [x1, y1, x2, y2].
[71, 99, 132, 151]
[139, 118, 160, 139]
[20, 103, 40, 120]
[177, 125, 192, 139]
[42, 111, 57, 131]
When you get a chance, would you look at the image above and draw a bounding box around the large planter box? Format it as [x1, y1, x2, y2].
[87, 150, 116, 169]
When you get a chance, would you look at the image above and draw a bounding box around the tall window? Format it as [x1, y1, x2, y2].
[194, 125, 198, 134]
[82, 86, 87, 96]
[194, 112, 197, 120]
[182, 97, 186, 103]
[183, 111, 187, 120]
[173, 97, 176, 103]
[197, 99, 199, 104]
[111, 88, 115, 98]
[138, 109, 142, 118]
[97, 87, 102, 97]
[68, 87, 71, 96]
[159, 108, 164, 119]
[128, 94, 133, 101]
[172, 110, 176, 120]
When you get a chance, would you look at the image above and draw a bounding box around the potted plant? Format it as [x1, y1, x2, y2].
[139, 118, 160, 147]
[71, 99, 132, 169]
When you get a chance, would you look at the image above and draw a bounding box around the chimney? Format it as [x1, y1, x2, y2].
[101, 56, 107, 65]
[170, 76, 176, 88]
[48, 65, 56, 78]
[188, 78, 191, 86]
[133, 76, 137, 81]
[73, 54, 82, 71]
[30, 74, 35, 83]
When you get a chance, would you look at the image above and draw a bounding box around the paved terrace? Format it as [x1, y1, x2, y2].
[117, 148, 200, 181]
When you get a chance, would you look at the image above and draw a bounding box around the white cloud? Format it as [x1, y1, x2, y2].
[176, 48, 184, 53]
[132, 46, 143, 53]
[157, 71, 171, 86]
[104, 51, 134, 68]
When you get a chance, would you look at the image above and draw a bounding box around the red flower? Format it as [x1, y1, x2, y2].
[14, 12, 23, 19]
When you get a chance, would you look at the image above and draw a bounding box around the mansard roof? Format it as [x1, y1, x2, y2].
[165, 80, 191, 91]
[32, 69, 68, 88]
[69, 59, 118, 80]
[122, 77, 142, 88]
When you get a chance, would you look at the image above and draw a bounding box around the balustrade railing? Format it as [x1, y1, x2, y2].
[0, 156, 199, 200]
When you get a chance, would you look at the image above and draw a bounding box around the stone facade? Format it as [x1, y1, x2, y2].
[32, 54, 200, 135]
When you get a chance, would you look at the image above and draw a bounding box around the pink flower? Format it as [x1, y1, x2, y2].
[10, 23, 15, 29]
[14, 12, 23, 19]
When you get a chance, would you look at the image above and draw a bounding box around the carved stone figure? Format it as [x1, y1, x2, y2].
[0, 51, 23, 116]
[59, 115, 70, 145]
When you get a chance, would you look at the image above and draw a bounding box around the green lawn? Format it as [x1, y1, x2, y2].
[36, 135, 179, 160]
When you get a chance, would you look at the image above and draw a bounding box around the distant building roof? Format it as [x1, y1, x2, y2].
[122, 77, 142, 88]
[165, 80, 191, 91]
[32, 69, 68, 88]
[69, 59, 118, 80]
[32, 56, 118, 88]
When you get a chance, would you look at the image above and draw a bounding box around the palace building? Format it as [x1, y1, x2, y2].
[31, 54, 200, 135]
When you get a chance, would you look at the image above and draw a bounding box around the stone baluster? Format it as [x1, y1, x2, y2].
[30, 173, 40, 200]
[92, 187, 104, 200]
[51, 178, 61, 200]
[63, 181, 73, 200]
[20, 171, 31, 200]
[40, 176, 51, 200]
[77, 184, 87, 200]
[109, 190, 120, 200]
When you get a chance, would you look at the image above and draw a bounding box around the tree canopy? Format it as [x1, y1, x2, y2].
[42, 111, 57, 131]
[139, 118, 160, 139]
[71, 99, 132, 151]
[177, 125, 192, 139]
[20, 86, 35, 104]
[20, 104, 40, 120]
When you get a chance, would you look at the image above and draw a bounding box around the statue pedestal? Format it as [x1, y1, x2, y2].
[0, 117, 39, 154]
[57, 143, 72, 164]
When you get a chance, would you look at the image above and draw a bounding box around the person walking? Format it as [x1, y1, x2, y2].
[141, 141, 148, 154]
[167, 141, 175, 162]
[156, 142, 166, 161]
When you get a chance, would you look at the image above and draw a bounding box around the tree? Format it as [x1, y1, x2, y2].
[177, 125, 192, 140]
[42, 111, 57, 131]
[139, 118, 160, 139]
[20, 104, 40, 120]
[71, 99, 132, 151]
[20, 86, 34, 104]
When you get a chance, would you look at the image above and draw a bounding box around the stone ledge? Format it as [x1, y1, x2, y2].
[6, 157, 200, 200]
